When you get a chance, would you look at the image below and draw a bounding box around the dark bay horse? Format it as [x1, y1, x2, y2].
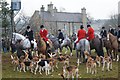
[90, 33, 104, 57]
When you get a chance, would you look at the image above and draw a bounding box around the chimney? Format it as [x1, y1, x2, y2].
[54, 7, 57, 12]
[81, 7, 87, 30]
[47, 2, 53, 13]
[41, 5, 45, 12]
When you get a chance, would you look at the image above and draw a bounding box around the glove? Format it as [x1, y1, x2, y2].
[47, 41, 49, 44]
[59, 39, 62, 41]
[118, 38, 120, 41]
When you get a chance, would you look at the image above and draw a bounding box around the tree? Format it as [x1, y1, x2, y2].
[1, 0, 11, 38]
[14, 10, 30, 33]
[103, 14, 118, 30]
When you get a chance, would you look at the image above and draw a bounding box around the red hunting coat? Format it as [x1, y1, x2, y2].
[87, 27, 95, 40]
[76, 29, 86, 43]
[39, 29, 48, 42]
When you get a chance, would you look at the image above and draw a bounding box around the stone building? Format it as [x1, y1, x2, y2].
[28, 2, 89, 36]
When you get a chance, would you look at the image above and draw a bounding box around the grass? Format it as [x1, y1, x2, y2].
[1, 49, 120, 80]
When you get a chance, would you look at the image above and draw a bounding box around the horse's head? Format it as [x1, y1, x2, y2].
[35, 32, 41, 42]
[107, 32, 116, 41]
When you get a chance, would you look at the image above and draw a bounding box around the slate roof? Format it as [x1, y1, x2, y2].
[40, 11, 83, 23]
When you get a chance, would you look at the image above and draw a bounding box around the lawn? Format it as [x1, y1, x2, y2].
[1, 49, 120, 80]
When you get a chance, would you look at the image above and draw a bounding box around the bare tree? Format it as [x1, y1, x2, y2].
[15, 10, 30, 32]
[103, 14, 118, 30]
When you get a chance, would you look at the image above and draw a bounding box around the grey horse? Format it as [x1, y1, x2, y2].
[47, 34, 62, 53]
[48, 34, 72, 55]
[61, 36, 73, 56]
[76, 38, 90, 65]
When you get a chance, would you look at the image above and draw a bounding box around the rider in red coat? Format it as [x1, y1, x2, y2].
[76, 25, 86, 44]
[87, 25, 95, 41]
[39, 25, 49, 42]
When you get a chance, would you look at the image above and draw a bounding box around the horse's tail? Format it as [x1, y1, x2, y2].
[99, 38, 103, 48]
[99, 38, 104, 57]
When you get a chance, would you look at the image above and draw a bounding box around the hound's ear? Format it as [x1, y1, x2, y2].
[11, 55, 14, 59]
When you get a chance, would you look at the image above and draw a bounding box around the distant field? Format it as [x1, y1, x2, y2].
[1, 49, 120, 80]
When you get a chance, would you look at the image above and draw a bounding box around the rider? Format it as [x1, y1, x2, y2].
[39, 25, 52, 49]
[75, 25, 86, 44]
[57, 29, 64, 44]
[109, 27, 115, 36]
[24, 26, 34, 49]
[100, 26, 107, 38]
[86, 24, 95, 43]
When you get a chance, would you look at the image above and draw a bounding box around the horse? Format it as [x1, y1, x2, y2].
[48, 34, 72, 56]
[35, 32, 47, 56]
[76, 38, 90, 65]
[90, 33, 104, 57]
[47, 34, 62, 54]
[12, 33, 31, 49]
[12, 33, 37, 59]
[75, 33, 104, 64]
[104, 32, 119, 61]
[61, 36, 73, 56]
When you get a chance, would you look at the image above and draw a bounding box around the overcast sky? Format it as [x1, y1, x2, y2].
[6, 0, 119, 20]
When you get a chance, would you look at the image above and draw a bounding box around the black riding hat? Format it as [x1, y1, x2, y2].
[80, 25, 84, 29]
[58, 29, 61, 31]
[40, 25, 44, 28]
[102, 26, 105, 29]
[27, 26, 30, 29]
[87, 25, 91, 28]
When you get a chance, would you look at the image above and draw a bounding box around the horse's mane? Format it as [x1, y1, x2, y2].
[108, 32, 117, 42]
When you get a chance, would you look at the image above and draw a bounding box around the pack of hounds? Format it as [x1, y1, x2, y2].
[11, 50, 114, 79]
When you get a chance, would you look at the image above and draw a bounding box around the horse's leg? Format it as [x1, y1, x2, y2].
[81, 50, 85, 63]
[113, 49, 118, 61]
[65, 46, 68, 54]
[76, 50, 80, 66]
[106, 48, 110, 56]
[69, 45, 73, 56]
[116, 50, 119, 61]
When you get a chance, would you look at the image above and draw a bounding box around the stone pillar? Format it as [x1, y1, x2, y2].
[47, 2, 53, 13]
[81, 7, 87, 30]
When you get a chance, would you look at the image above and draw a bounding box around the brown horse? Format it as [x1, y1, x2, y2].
[35, 32, 47, 56]
[106, 32, 119, 61]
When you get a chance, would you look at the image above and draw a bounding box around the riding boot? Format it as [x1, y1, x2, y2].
[73, 43, 76, 50]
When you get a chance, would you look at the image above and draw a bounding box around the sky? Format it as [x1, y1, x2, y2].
[6, 0, 119, 20]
